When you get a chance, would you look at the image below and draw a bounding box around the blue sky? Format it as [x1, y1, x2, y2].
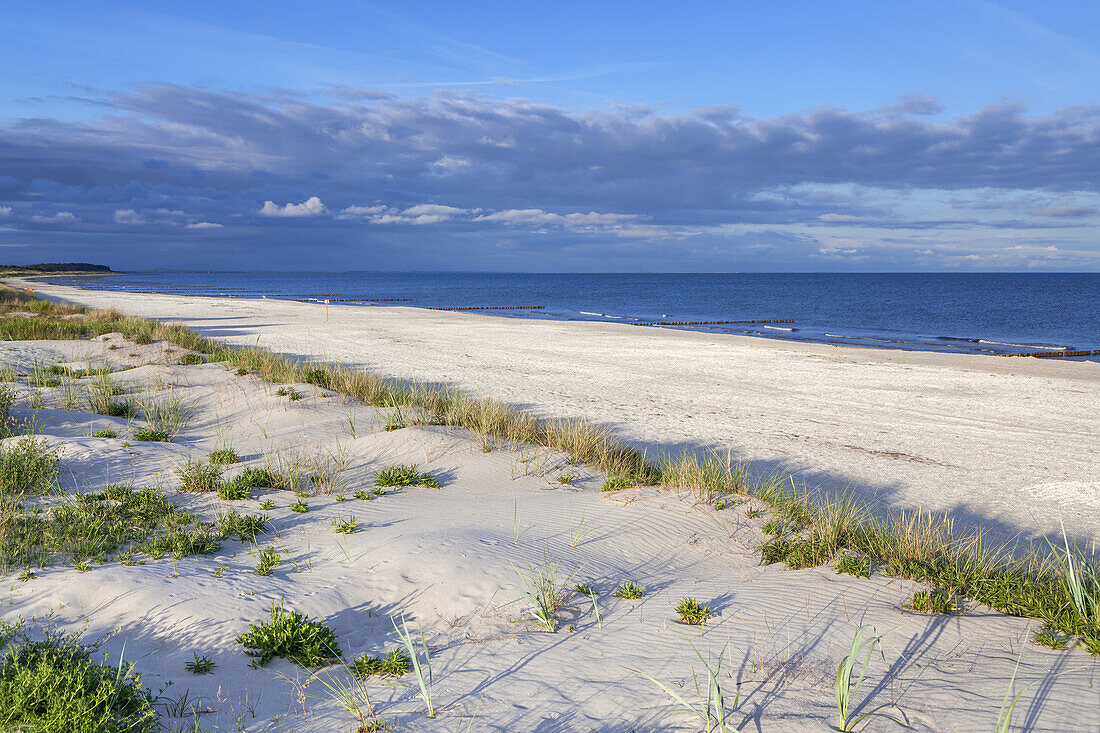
[1, 0, 1099, 271]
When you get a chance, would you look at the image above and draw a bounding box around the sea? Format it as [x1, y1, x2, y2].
[37, 272, 1100, 360]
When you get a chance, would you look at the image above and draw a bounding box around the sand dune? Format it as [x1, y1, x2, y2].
[2, 331, 1098, 731]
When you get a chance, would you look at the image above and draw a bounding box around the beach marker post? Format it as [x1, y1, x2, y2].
[325, 299, 329, 321]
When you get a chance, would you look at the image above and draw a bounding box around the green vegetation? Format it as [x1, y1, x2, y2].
[132, 428, 170, 442]
[290, 498, 308, 513]
[835, 625, 903, 731]
[905, 588, 960, 615]
[373, 464, 440, 489]
[600, 476, 631, 492]
[331, 516, 360, 534]
[228, 467, 285, 492]
[613, 582, 645, 600]
[675, 597, 713, 625]
[628, 640, 735, 733]
[176, 459, 223, 493]
[0, 436, 59, 497]
[177, 353, 205, 366]
[91, 428, 118, 439]
[0, 623, 157, 733]
[185, 653, 216, 675]
[254, 546, 280, 576]
[0, 484, 247, 571]
[236, 605, 341, 668]
[834, 554, 871, 578]
[208, 448, 240, 465]
[353, 648, 410, 678]
[1032, 628, 1069, 650]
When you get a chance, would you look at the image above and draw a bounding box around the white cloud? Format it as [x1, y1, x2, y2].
[817, 213, 864, 223]
[0, 206, 10, 217]
[336, 204, 386, 220]
[475, 208, 638, 230]
[186, 221, 223, 229]
[259, 196, 327, 218]
[29, 211, 79, 223]
[114, 209, 144, 224]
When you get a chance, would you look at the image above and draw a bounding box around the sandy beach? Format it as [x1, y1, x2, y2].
[23, 279, 1100, 545]
[0, 317, 1097, 731]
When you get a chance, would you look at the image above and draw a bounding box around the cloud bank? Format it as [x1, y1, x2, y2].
[0, 85, 1097, 270]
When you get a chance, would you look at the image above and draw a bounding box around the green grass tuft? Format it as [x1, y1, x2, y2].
[373, 464, 440, 489]
[675, 597, 713, 625]
[613, 581, 645, 599]
[236, 605, 341, 668]
[352, 648, 410, 678]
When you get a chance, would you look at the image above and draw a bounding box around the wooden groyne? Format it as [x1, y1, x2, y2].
[632, 318, 795, 327]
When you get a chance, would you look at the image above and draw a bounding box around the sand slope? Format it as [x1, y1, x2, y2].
[0, 332, 1097, 731]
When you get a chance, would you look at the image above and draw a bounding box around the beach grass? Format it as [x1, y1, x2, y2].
[3, 284, 1100, 651]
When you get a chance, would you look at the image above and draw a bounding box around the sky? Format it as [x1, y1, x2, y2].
[1, 1, 1099, 272]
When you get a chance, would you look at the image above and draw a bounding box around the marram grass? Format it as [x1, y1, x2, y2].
[4, 284, 1099, 651]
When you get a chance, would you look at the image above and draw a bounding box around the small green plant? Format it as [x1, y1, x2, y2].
[133, 428, 171, 442]
[676, 597, 713, 625]
[75, 562, 90, 573]
[217, 482, 250, 501]
[254, 547, 280, 576]
[353, 648, 411, 678]
[713, 497, 733, 510]
[176, 459, 224, 493]
[392, 615, 434, 718]
[287, 388, 303, 401]
[16, 569, 36, 582]
[613, 582, 645, 599]
[177, 353, 205, 366]
[574, 583, 593, 596]
[208, 448, 240, 465]
[236, 604, 342, 667]
[236, 367, 249, 376]
[259, 499, 275, 510]
[92, 428, 118, 439]
[217, 512, 269, 542]
[905, 589, 959, 615]
[514, 554, 571, 633]
[290, 498, 308, 513]
[745, 507, 763, 519]
[334, 492, 348, 502]
[556, 472, 576, 485]
[185, 653, 216, 674]
[835, 625, 904, 731]
[601, 476, 631, 492]
[303, 367, 329, 387]
[331, 516, 360, 534]
[353, 489, 372, 501]
[834, 554, 871, 578]
[627, 639, 737, 733]
[373, 464, 440, 489]
[227, 467, 284, 492]
[1032, 628, 1069, 650]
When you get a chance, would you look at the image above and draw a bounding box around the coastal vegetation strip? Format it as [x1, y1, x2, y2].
[0, 282, 1097, 655]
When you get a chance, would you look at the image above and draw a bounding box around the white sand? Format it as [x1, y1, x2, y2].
[1, 333, 1098, 731]
[21, 279, 1100, 544]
